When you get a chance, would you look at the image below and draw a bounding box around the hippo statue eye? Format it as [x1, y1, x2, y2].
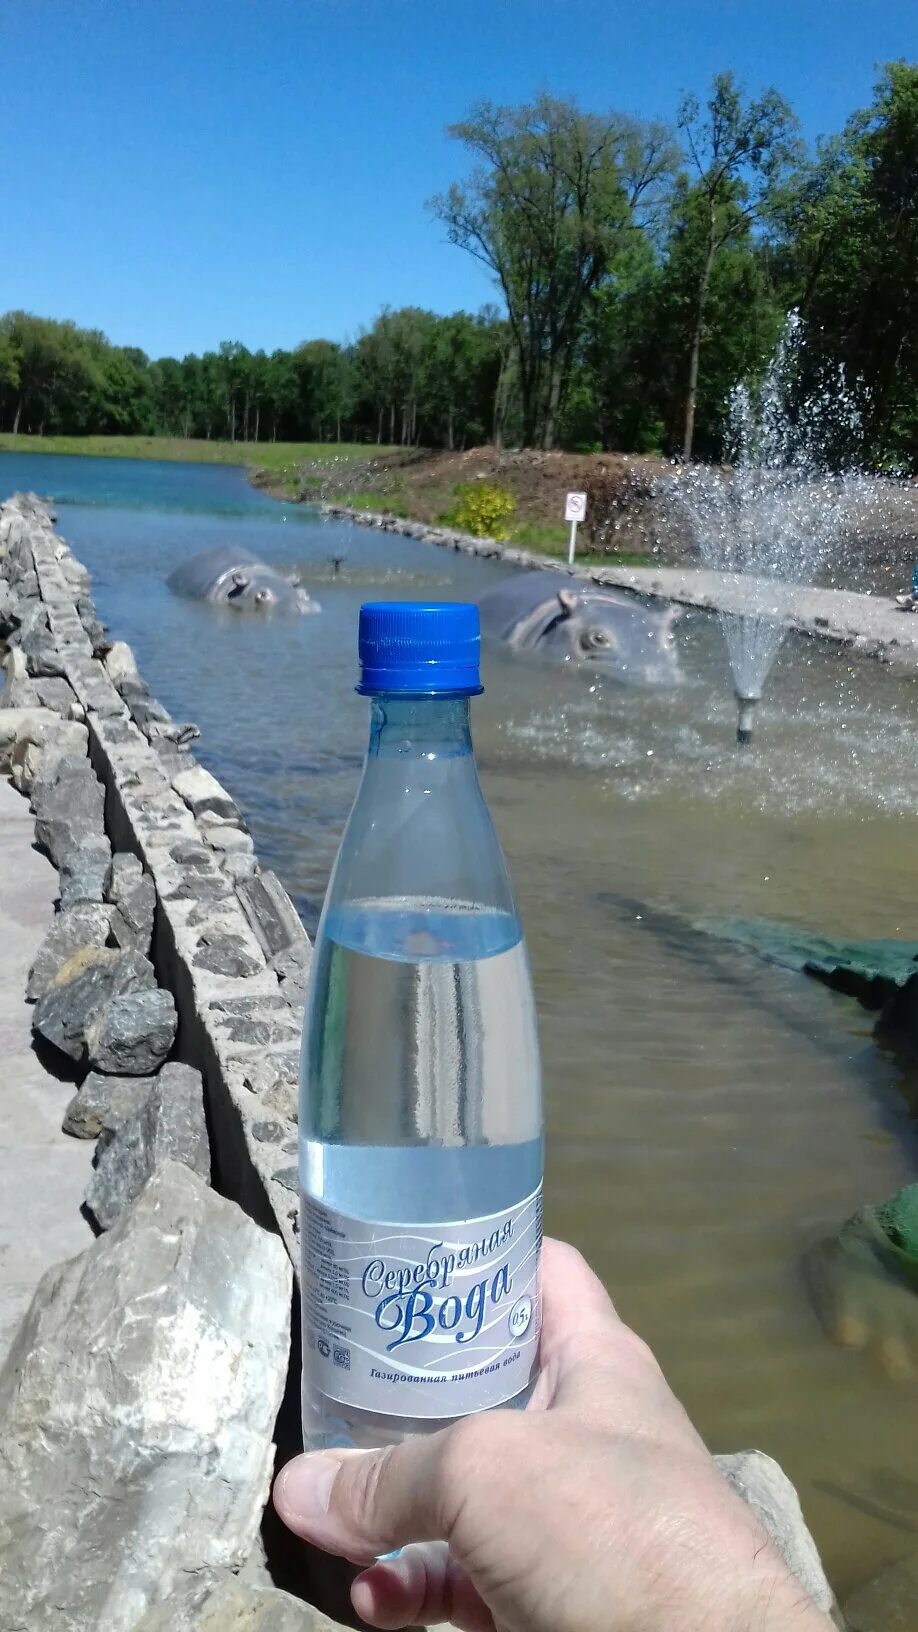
[583, 627, 612, 650]
[254, 588, 272, 606]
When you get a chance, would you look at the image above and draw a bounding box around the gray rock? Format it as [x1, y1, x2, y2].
[106, 851, 156, 953]
[5, 714, 88, 796]
[77, 594, 107, 652]
[86, 986, 178, 1076]
[223, 849, 259, 883]
[27, 902, 115, 1000]
[194, 933, 264, 977]
[22, 625, 68, 679]
[107, 850, 143, 897]
[62, 1071, 154, 1139]
[29, 747, 94, 804]
[103, 640, 140, 687]
[237, 1055, 299, 1121]
[716, 1451, 836, 1617]
[202, 821, 255, 855]
[168, 873, 234, 902]
[32, 947, 155, 1062]
[132, 1574, 342, 1631]
[0, 577, 15, 633]
[59, 842, 113, 907]
[0, 1162, 291, 1632]
[274, 942, 312, 1006]
[844, 1551, 918, 1630]
[32, 676, 78, 715]
[271, 1166, 298, 1193]
[9, 733, 44, 793]
[252, 1119, 287, 1144]
[0, 706, 77, 769]
[33, 771, 106, 869]
[236, 871, 307, 959]
[173, 763, 239, 821]
[85, 1063, 208, 1227]
[170, 840, 214, 869]
[217, 1014, 299, 1047]
[1, 644, 41, 707]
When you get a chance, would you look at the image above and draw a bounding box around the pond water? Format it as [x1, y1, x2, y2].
[4, 450, 918, 1596]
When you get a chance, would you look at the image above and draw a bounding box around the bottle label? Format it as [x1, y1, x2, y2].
[302, 1187, 542, 1418]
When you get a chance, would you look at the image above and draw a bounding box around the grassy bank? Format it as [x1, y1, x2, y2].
[0, 433, 390, 470]
[337, 490, 650, 567]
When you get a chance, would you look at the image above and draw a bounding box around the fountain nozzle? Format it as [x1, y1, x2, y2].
[735, 693, 760, 747]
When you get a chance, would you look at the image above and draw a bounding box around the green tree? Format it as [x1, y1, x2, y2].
[676, 72, 801, 459]
[430, 95, 676, 448]
[794, 63, 918, 466]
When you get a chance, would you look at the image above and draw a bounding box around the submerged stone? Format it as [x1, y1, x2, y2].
[845, 1550, 918, 1631]
[804, 1184, 918, 1384]
[696, 915, 918, 1007]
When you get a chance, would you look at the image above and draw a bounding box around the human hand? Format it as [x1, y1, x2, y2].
[275, 1238, 832, 1632]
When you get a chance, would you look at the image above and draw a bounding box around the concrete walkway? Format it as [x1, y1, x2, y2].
[0, 776, 94, 1364]
[588, 563, 918, 667]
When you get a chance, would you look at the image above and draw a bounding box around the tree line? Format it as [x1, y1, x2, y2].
[1, 62, 916, 467]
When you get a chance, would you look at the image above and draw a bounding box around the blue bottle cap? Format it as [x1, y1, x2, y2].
[357, 602, 483, 696]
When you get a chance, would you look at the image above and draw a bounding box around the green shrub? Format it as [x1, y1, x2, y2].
[451, 481, 517, 540]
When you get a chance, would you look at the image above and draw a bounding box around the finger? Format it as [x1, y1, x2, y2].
[274, 1436, 451, 1564]
[538, 1235, 624, 1378]
[352, 1541, 495, 1632]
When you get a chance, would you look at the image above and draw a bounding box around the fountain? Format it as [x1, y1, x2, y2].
[669, 313, 869, 746]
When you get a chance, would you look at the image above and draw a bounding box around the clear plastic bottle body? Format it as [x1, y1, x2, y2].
[299, 695, 543, 1449]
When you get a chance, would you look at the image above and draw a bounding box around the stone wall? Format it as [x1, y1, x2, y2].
[0, 492, 333, 1630]
[0, 492, 308, 1262]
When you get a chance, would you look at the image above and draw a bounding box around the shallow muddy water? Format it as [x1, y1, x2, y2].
[4, 450, 918, 1595]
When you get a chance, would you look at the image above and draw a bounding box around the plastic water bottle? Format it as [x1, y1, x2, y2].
[300, 601, 543, 1450]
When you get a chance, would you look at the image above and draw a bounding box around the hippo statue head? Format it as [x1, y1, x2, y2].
[218, 565, 315, 613]
[539, 587, 683, 685]
[167, 546, 319, 614]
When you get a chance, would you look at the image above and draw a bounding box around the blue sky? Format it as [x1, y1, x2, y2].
[4, 0, 914, 358]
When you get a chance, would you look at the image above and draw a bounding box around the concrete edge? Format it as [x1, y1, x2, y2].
[322, 501, 918, 669]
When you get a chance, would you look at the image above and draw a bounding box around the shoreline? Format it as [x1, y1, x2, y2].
[323, 500, 918, 670]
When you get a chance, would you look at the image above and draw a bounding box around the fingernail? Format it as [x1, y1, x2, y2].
[276, 1453, 341, 1521]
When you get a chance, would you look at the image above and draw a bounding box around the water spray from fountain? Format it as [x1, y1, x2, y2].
[668, 312, 870, 746]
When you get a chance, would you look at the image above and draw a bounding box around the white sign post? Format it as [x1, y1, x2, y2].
[565, 491, 587, 565]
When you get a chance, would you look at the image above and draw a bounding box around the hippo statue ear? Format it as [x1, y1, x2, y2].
[230, 570, 250, 589]
[557, 589, 579, 616]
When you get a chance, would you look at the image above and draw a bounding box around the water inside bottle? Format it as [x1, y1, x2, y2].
[300, 897, 542, 1446]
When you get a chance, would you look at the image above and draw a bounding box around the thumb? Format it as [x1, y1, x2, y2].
[274, 1436, 454, 1565]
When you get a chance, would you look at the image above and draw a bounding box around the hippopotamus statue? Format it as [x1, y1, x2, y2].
[167, 546, 319, 613]
[478, 571, 682, 684]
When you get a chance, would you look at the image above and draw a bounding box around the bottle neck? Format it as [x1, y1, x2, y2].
[366, 695, 473, 760]
[326, 688, 515, 922]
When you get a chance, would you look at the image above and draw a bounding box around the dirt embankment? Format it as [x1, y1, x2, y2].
[252, 444, 918, 585]
[252, 445, 680, 558]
